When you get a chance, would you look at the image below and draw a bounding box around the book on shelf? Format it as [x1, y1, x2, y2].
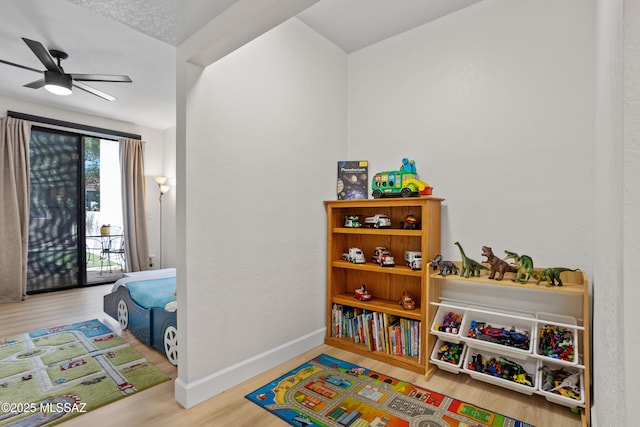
[331, 304, 421, 360]
[337, 160, 368, 200]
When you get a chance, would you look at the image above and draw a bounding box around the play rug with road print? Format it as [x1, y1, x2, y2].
[246, 354, 534, 427]
[0, 319, 170, 426]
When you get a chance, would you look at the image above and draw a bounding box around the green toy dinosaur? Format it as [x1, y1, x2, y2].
[530, 267, 579, 287]
[504, 250, 534, 284]
[454, 242, 488, 278]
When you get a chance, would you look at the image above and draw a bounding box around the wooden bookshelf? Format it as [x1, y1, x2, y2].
[324, 197, 443, 374]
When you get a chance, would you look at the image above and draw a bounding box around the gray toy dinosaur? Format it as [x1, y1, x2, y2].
[429, 254, 459, 277]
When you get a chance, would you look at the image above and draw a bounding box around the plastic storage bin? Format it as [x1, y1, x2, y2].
[430, 305, 465, 344]
[537, 359, 585, 408]
[460, 309, 534, 359]
[430, 338, 466, 374]
[534, 312, 579, 366]
[463, 348, 537, 395]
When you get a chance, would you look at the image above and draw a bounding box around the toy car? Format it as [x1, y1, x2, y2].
[364, 214, 391, 228]
[400, 214, 420, 229]
[404, 251, 422, 270]
[341, 247, 365, 264]
[399, 291, 416, 310]
[371, 246, 394, 267]
[344, 215, 362, 228]
[354, 285, 372, 301]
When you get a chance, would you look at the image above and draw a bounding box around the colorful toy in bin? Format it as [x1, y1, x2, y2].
[468, 353, 534, 387]
[539, 365, 582, 400]
[467, 320, 530, 350]
[436, 341, 464, 364]
[538, 325, 575, 362]
[433, 311, 463, 334]
[371, 158, 432, 198]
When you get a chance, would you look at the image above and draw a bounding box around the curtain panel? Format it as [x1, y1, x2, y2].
[119, 138, 150, 272]
[0, 117, 32, 303]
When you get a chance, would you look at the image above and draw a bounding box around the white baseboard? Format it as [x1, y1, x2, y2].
[174, 327, 326, 409]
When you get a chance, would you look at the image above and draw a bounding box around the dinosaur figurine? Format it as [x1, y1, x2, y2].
[429, 254, 459, 277]
[481, 246, 518, 280]
[504, 250, 534, 284]
[530, 267, 580, 286]
[538, 365, 557, 392]
[454, 242, 488, 278]
[551, 372, 581, 394]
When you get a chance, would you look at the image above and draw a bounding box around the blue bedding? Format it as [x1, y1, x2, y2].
[125, 277, 176, 309]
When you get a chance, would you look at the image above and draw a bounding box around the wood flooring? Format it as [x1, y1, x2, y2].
[0, 285, 585, 427]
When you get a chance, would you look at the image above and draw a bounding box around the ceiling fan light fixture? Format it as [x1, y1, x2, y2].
[44, 71, 72, 96]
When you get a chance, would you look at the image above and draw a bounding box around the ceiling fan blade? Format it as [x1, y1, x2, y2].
[73, 81, 116, 101]
[0, 58, 42, 74]
[23, 79, 45, 89]
[22, 37, 62, 73]
[71, 74, 132, 83]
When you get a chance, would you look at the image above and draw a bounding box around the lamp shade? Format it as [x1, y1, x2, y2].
[154, 176, 168, 185]
[44, 71, 72, 96]
[159, 185, 170, 194]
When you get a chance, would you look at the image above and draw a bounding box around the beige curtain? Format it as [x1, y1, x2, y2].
[120, 138, 150, 271]
[0, 117, 32, 303]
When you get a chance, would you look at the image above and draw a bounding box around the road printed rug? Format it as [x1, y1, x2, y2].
[246, 354, 534, 427]
[0, 319, 170, 426]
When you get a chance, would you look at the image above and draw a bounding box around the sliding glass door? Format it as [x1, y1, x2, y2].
[27, 128, 82, 293]
[84, 137, 124, 285]
[26, 128, 124, 293]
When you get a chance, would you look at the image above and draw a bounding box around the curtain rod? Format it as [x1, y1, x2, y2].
[7, 110, 142, 140]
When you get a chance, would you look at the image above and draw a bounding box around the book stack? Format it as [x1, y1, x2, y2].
[332, 304, 421, 360]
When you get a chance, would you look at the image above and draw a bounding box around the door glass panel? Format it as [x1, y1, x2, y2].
[85, 138, 124, 284]
[27, 129, 80, 292]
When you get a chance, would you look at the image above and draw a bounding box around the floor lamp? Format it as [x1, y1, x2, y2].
[154, 176, 170, 269]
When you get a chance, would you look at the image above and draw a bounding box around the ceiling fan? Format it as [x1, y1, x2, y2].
[0, 37, 132, 101]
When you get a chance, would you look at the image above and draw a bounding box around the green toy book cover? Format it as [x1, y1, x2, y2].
[337, 160, 368, 200]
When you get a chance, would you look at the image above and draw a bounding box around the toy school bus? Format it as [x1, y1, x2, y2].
[371, 170, 432, 198]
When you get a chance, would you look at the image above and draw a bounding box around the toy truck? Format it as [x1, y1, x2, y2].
[364, 214, 391, 228]
[371, 246, 395, 267]
[341, 247, 365, 264]
[404, 251, 422, 270]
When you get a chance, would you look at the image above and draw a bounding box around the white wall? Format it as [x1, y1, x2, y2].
[0, 95, 169, 270]
[159, 126, 177, 269]
[621, 1, 640, 422]
[348, 0, 594, 270]
[593, 0, 640, 425]
[175, 18, 347, 407]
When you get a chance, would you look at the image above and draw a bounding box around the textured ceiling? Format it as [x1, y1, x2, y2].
[0, 0, 482, 130]
[66, 0, 482, 51]
[65, 0, 241, 46]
